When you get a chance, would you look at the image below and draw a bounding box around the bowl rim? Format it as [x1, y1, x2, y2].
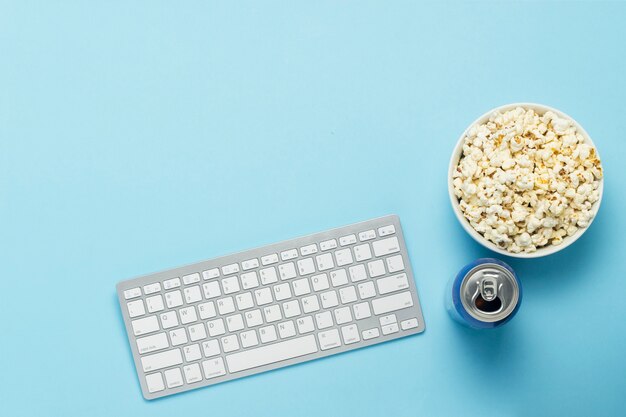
[448, 102, 604, 259]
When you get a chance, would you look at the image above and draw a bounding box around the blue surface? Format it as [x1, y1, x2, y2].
[2, 2, 626, 416]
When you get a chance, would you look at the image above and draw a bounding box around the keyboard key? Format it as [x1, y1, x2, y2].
[242, 258, 259, 271]
[261, 253, 279, 266]
[143, 283, 161, 295]
[358, 230, 376, 241]
[202, 281, 221, 299]
[202, 357, 226, 379]
[339, 286, 358, 304]
[376, 273, 409, 295]
[362, 328, 380, 340]
[367, 259, 386, 278]
[169, 328, 188, 346]
[226, 335, 318, 373]
[353, 302, 372, 320]
[132, 316, 159, 336]
[146, 295, 164, 313]
[159, 311, 178, 329]
[201, 339, 220, 357]
[164, 368, 183, 388]
[179, 306, 198, 325]
[207, 318, 226, 337]
[382, 323, 399, 335]
[330, 269, 348, 287]
[334, 249, 353, 267]
[235, 292, 254, 310]
[254, 288, 273, 306]
[278, 320, 296, 338]
[280, 249, 298, 261]
[141, 348, 183, 372]
[222, 263, 240, 275]
[127, 300, 145, 318]
[245, 309, 263, 327]
[401, 318, 419, 330]
[341, 324, 360, 345]
[296, 316, 315, 334]
[333, 307, 352, 325]
[300, 244, 318, 256]
[183, 363, 203, 384]
[226, 314, 244, 332]
[315, 311, 333, 329]
[339, 234, 357, 246]
[386, 255, 405, 273]
[371, 291, 414, 315]
[278, 262, 297, 280]
[183, 273, 200, 285]
[240, 272, 259, 290]
[188, 323, 207, 341]
[259, 325, 277, 343]
[221, 276, 240, 294]
[165, 290, 183, 308]
[221, 334, 240, 353]
[137, 332, 169, 354]
[259, 267, 278, 285]
[378, 225, 396, 237]
[353, 244, 372, 261]
[320, 290, 339, 308]
[318, 329, 341, 350]
[301, 295, 320, 313]
[379, 314, 397, 326]
[372, 236, 400, 257]
[348, 264, 367, 282]
[358, 282, 376, 299]
[217, 297, 235, 315]
[296, 258, 315, 276]
[163, 278, 181, 290]
[198, 302, 216, 319]
[240, 330, 259, 348]
[183, 344, 202, 362]
[263, 305, 282, 323]
[202, 268, 220, 280]
[146, 372, 165, 393]
[292, 278, 311, 296]
[320, 239, 337, 251]
[184, 286, 202, 303]
[315, 253, 334, 271]
[273, 283, 292, 301]
[124, 287, 141, 300]
[311, 273, 329, 291]
[282, 300, 301, 318]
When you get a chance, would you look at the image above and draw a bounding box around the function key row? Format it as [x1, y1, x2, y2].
[203, 268, 220, 280]
[261, 254, 278, 265]
[183, 273, 200, 285]
[123, 225, 397, 300]
[242, 259, 259, 271]
[339, 234, 357, 246]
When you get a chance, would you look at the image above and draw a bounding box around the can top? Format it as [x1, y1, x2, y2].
[460, 263, 519, 323]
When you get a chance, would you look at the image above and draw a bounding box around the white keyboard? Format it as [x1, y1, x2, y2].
[117, 215, 425, 399]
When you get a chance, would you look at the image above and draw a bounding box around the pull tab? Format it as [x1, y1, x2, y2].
[480, 274, 499, 302]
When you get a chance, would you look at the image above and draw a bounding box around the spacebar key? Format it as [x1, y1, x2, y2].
[226, 335, 318, 373]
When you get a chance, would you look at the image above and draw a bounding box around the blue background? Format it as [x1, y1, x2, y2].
[2, 1, 625, 416]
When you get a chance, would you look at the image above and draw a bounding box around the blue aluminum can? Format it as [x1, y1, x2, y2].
[446, 258, 522, 329]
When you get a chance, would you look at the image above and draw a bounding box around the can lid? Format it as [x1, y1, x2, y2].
[460, 263, 519, 323]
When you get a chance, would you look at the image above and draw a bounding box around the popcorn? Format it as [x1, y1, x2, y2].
[453, 107, 602, 253]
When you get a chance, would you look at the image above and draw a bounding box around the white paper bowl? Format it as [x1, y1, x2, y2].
[448, 103, 604, 258]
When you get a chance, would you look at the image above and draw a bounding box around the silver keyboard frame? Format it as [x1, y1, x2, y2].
[117, 215, 425, 400]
